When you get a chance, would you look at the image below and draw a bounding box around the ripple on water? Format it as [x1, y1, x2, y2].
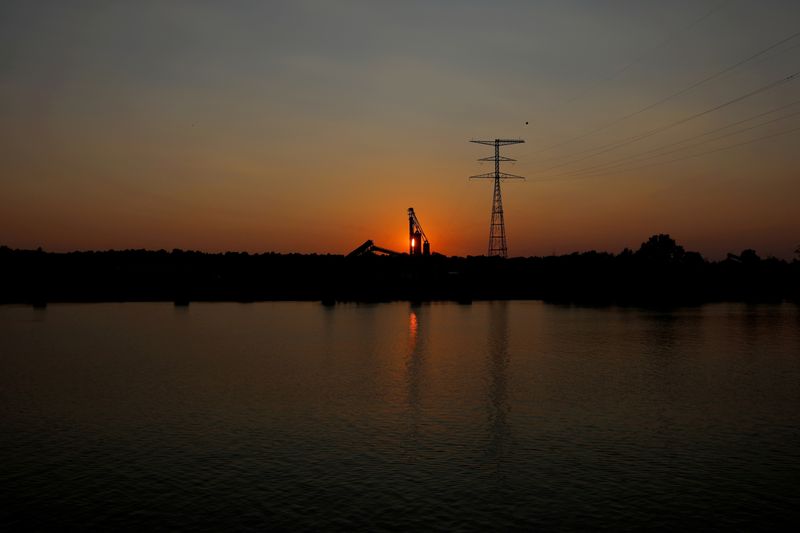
[1, 302, 799, 529]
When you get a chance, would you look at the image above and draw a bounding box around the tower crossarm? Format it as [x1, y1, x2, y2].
[469, 172, 525, 180]
[478, 156, 516, 162]
[470, 139, 524, 146]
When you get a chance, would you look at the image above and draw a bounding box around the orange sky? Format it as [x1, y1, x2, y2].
[1, 1, 799, 259]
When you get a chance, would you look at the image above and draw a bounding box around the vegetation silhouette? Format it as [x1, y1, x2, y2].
[1, 234, 797, 305]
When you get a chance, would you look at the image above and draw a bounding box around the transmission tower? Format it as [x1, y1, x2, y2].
[469, 139, 525, 257]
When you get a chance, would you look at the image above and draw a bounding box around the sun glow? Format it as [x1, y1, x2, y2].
[408, 311, 418, 345]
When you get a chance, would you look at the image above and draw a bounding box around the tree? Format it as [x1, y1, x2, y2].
[739, 249, 761, 264]
[636, 234, 685, 263]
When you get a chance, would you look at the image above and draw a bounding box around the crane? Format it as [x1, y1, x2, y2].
[346, 208, 431, 258]
[408, 208, 430, 256]
[346, 240, 402, 258]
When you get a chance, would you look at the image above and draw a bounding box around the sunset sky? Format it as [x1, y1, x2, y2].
[1, 1, 799, 258]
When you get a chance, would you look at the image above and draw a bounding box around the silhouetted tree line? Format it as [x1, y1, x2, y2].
[1, 235, 798, 305]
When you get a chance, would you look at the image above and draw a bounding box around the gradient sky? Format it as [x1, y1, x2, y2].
[1, 0, 799, 258]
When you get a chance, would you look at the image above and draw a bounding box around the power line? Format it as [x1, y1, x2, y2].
[547, 99, 800, 179]
[604, 124, 800, 177]
[556, 107, 800, 180]
[532, 28, 800, 156]
[566, 0, 732, 104]
[532, 69, 800, 174]
[532, 124, 800, 183]
[536, 39, 800, 168]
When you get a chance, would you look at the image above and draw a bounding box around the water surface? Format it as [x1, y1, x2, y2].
[1, 302, 799, 530]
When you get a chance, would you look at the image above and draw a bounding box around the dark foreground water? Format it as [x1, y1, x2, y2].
[1, 302, 799, 530]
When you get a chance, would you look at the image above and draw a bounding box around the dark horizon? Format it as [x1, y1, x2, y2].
[3, 233, 799, 262]
[3, 234, 798, 306]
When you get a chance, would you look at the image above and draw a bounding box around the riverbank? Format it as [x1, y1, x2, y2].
[2, 237, 798, 305]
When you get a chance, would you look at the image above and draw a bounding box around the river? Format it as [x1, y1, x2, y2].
[1, 301, 799, 529]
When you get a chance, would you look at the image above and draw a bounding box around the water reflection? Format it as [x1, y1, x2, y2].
[642, 310, 679, 357]
[2, 302, 800, 529]
[486, 302, 511, 470]
[408, 309, 418, 347]
[405, 307, 427, 448]
[741, 303, 786, 352]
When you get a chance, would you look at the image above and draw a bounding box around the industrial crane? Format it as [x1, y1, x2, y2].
[346, 208, 431, 257]
[408, 208, 430, 256]
[346, 240, 401, 258]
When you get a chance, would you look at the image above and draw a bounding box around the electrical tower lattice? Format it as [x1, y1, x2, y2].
[469, 139, 525, 257]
